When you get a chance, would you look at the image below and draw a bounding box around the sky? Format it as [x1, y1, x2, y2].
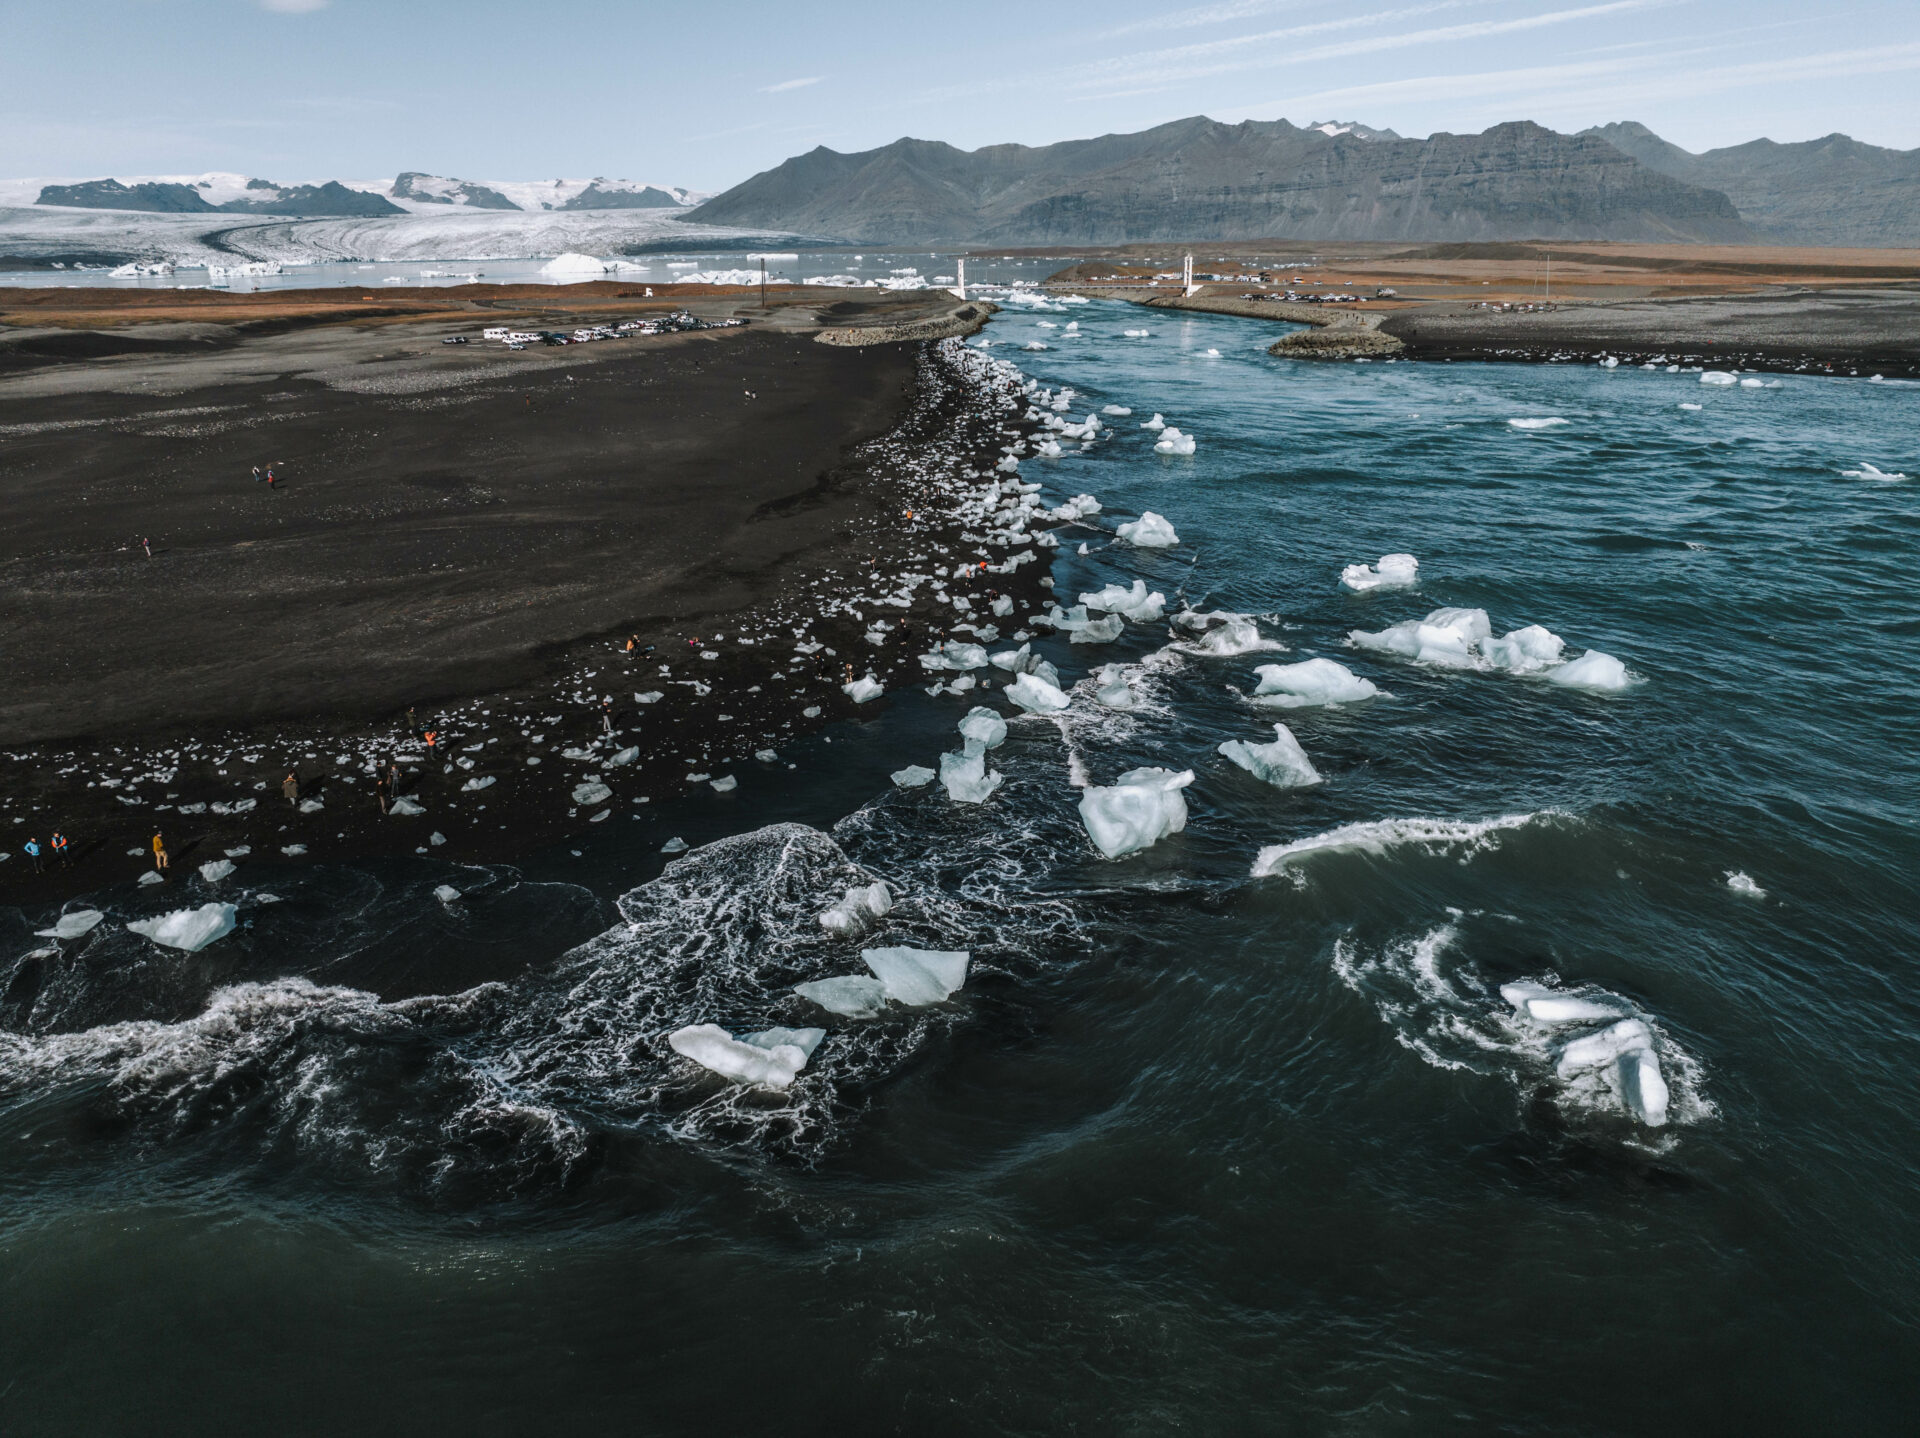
[3, 0, 1917, 190]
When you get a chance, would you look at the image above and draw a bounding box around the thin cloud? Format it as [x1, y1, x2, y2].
[260, 0, 329, 13]
[1105, 0, 1310, 38]
[761, 76, 823, 93]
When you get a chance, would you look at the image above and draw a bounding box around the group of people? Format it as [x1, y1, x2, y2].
[249, 465, 279, 488]
[19, 832, 73, 872]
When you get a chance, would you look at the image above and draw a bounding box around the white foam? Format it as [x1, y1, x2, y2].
[1252, 812, 1551, 876]
[1219, 724, 1322, 789]
[1508, 417, 1568, 429]
[1251, 657, 1379, 707]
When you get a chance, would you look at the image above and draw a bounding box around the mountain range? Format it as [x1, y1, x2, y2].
[26, 173, 702, 218]
[690, 117, 1920, 248]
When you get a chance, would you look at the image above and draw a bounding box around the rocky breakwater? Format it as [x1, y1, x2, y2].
[816, 299, 998, 347]
[1139, 292, 1405, 360]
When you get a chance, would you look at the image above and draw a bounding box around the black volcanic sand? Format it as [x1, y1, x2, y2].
[1379, 287, 1920, 375]
[0, 320, 1060, 902]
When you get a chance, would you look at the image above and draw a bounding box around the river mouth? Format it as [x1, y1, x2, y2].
[4, 294, 1917, 1434]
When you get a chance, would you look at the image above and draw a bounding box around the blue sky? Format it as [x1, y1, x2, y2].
[4, 0, 1916, 188]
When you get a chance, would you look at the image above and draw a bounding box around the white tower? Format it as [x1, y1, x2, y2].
[952, 258, 966, 300]
[1182, 253, 1197, 296]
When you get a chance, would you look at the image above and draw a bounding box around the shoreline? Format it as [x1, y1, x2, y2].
[0, 300, 1052, 904]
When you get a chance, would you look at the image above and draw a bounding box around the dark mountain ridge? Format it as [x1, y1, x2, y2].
[690, 117, 1753, 245]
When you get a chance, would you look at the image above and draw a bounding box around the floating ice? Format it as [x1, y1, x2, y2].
[1350, 607, 1490, 666]
[1481, 624, 1565, 673]
[1617, 1046, 1670, 1127]
[1699, 371, 1737, 386]
[434, 884, 460, 904]
[660, 837, 689, 854]
[1508, 417, 1568, 429]
[1219, 724, 1322, 789]
[668, 1023, 823, 1089]
[1140, 414, 1166, 430]
[539, 252, 609, 278]
[862, 946, 969, 1006]
[710, 775, 737, 793]
[1102, 404, 1133, 415]
[939, 750, 1004, 803]
[138, 870, 163, 887]
[891, 764, 937, 788]
[1498, 982, 1631, 1025]
[1153, 428, 1197, 455]
[1123, 329, 1150, 338]
[1339, 553, 1419, 592]
[1251, 657, 1380, 707]
[126, 903, 237, 952]
[1004, 672, 1070, 713]
[1545, 650, 1632, 691]
[1094, 664, 1137, 710]
[572, 782, 612, 806]
[1726, 870, 1766, 898]
[1079, 767, 1194, 859]
[1079, 580, 1165, 622]
[819, 880, 892, 936]
[1554, 1017, 1653, 1080]
[1070, 613, 1125, 644]
[1115, 512, 1179, 548]
[34, 910, 104, 940]
[1189, 616, 1268, 656]
[1840, 462, 1907, 480]
[958, 706, 1008, 753]
[1679, 402, 1702, 410]
[794, 974, 889, 1018]
[1739, 377, 1766, 388]
[198, 859, 235, 883]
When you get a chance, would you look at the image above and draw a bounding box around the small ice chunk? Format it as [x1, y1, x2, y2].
[1251, 657, 1379, 707]
[634, 691, 664, 704]
[1102, 404, 1132, 415]
[1482, 624, 1565, 673]
[1547, 651, 1632, 691]
[1618, 1047, 1670, 1127]
[843, 675, 884, 704]
[1350, 607, 1490, 666]
[461, 775, 496, 791]
[891, 764, 937, 789]
[198, 859, 236, 883]
[1078, 580, 1165, 622]
[958, 706, 1008, 753]
[390, 796, 426, 816]
[1554, 1018, 1652, 1079]
[862, 946, 969, 1006]
[1153, 427, 1196, 455]
[572, 782, 613, 806]
[297, 798, 324, 814]
[819, 879, 893, 936]
[434, 884, 461, 904]
[1508, 417, 1568, 429]
[660, 837, 689, 854]
[668, 1024, 817, 1089]
[35, 909, 104, 940]
[1726, 870, 1766, 898]
[1218, 724, 1322, 789]
[1004, 672, 1070, 713]
[939, 750, 1004, 803]
[1115, 511, 1179, 548]
[1499, 982, 1631, 1025]
[1699, 371, 1737, 386]
[710, 775, 737, 793]
[1191, 616, 1266, 656]
[1094, 664, 1136, 710]
[126, 903, 237, 952]
[607, 746, 639, 766]
[803, 705, 822, 718]
[794, 974, 888, 1019]
[1339, 553, 1419, 592]
[280, 843, 307, 856]
[1140, 413, 1166, 430]
[138, 870, 164, 886]
[1078, 767, 1194, 859]
[1070, 613, 1125, 644]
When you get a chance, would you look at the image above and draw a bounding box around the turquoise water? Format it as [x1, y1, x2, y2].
[3, 300, 1917, 1434]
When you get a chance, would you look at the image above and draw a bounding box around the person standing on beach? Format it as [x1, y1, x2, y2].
[376, 772, 390, 815]
[22, 837, 41, 873]
[141, 536, 152, 559]
[50, 831, 71, 868]
[251, 466, 263, 484]
[152, 832, 169, 871]
[601, 701, 614, 736]
[282, 772, 300, 806]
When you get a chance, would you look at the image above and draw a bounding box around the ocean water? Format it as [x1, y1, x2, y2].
[3, 300, 1917, 1434]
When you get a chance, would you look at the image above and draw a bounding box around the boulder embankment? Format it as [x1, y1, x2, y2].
[1137, 292, 1406, 359]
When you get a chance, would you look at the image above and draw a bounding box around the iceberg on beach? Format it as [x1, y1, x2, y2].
[891, 764, 937, 789]
[862, 946, 969, 1006]
[198, 859, 235, 883]
[1070, 613, 1125, 644]
[668, 1023, 825, 1089]
[1116, 512, 1179, 548]
[843, 674, 884, 704]
[1219, 724, 1322, 789]
[126, 903, 237, 952]
[958, 706, 1008, 753]
[1005, 672, 1071, 713]
[1079, 767, 1193, 859]
[1339, 553, 1419, 592]
[1251, 657, 1379, 708]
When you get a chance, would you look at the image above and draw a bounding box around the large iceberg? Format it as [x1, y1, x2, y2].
[668, 1023, 824, 1089]
[126, 903, 237, 952]
[1115, 512, 1179, 548]
[1219, 724, 1322, 789]
[1351, 607, 1491, 667]
[540, 251, 609, 279]
[842, 674, 884, 704]
[862, 946, 970, 1006]
[1078, 767, 1194, 859]
[1251, 657, 1380, 708]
